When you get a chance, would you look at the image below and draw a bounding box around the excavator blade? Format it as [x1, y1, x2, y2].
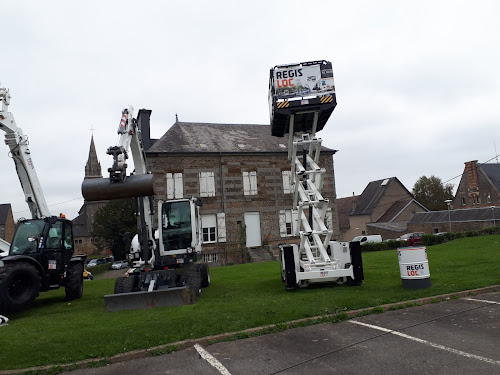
[81, 174, 155, 201]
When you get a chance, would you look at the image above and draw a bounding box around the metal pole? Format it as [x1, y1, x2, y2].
[445, 200, 452, 233]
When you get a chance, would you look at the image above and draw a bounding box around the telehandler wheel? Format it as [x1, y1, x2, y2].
[0, 262, 41, 314]
[65, 262, 83, 301]
[199, 263, 210, 288]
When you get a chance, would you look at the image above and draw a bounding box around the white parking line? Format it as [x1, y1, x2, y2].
[194, 344, 232, 375]
[464, 298, 500, 305]
[350, 320, 500, 366]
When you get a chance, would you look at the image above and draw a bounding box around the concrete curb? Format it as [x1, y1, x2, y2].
[2, 285, 499, 375]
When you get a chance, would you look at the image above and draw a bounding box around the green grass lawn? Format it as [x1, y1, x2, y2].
[1, 235, 499, 370]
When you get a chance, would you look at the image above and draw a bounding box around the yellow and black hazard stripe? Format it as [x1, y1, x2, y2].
[276, 101, 290, 109]
[320, 95, 334, 104]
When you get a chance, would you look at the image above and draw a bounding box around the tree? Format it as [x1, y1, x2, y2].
[91, 199, 137, 260]
[412, 175, 454, 211]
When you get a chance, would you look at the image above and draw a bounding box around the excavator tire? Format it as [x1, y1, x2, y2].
[65, 261, 84, 301]
[114, 276, 126, 294]
[114, 275, 140, 294]
[184, 263, 201, 300]
[199, 263, 210, 288]
[0, 262, 41, 314]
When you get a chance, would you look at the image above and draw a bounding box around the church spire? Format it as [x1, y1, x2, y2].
[84, 135, 102, 179]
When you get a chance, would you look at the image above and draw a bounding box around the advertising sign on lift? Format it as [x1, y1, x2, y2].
[272, 61, 335, 100]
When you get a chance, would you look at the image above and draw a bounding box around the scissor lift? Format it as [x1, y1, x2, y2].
[269, 61, 363, 289]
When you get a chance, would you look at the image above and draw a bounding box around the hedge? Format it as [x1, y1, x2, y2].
[359, 226, 500, 252]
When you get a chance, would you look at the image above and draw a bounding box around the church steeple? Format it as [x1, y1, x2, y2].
[85, 136, 102, 179]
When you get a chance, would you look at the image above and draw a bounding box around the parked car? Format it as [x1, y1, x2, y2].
[111, 260, 129, 270]
[399, 232, 424, 246]
[87, 258, 106, 267]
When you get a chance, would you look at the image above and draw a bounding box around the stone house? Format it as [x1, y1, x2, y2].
[337, 177, 428, 241]
[453, 160, 500, 208]
[143, 114, 340, 265]
[0, 203, 15, 243]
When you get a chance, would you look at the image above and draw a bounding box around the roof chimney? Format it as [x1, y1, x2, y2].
[464, 160, 479, 192]
[137, 109, 152, 151]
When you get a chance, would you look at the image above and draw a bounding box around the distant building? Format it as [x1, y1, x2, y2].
[453, 160, 500, 208]
[0, 203, 15, 243]
[72, 136, 108, 255]
[143, 115, 340, 265]
[337, 177, 428, 241]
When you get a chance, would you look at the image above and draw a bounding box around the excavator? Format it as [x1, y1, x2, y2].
[0, 87, 84, 314]
[82, 107, 208, 312]
[269, 60, 364, 289]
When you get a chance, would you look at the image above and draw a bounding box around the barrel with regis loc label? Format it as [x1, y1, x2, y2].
[397, 246, 431, 289]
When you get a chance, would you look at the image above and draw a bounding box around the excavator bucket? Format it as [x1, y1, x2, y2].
[81, 174, 155, 201]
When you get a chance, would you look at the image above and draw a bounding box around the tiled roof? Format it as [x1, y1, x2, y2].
[147, 122, 336, 154]
[366, 221, 408, 233]
[409, 206, 499, 224]
[480, 164, 500, 192]
[351, 177, 407, 216]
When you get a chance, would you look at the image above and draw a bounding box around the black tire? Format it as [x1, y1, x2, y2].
[199, 263, 210, 288]
[65, 262, 83, 301]
[184, 263, 201, 299]
[122, 274, 139, 293]
[114, 276, 126, 294]
[0, 262, 41, 314]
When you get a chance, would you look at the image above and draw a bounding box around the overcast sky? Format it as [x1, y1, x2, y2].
[1, 0, 500, 221]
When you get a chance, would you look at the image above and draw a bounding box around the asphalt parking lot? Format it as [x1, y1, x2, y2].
[69, 290, 499, 375]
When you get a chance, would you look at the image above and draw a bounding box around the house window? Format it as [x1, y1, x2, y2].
[202, 253, 220, 263]
[282, 170, 292, 194]
[166, 173, 183, 199]
[462, 197, 466, 205]
[243, 171, 257, 195]
[202, 214, 217, 243]
[487, 194, 491, 203]
[279, 209, 298, 237]
[199, 171, 215, 197]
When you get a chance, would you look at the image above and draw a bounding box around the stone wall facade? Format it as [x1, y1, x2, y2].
[148, 151, 340, 264]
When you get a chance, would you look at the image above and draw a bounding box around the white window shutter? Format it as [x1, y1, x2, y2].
[174, 173, 183, 198]
[250, 171, 257, 195]
[243, 172, 250, 195]
[199, 172, 207, 197]
[217, 213, 226, 242]
[278, 210, 287, 237]
[208, 172, 215, 197]
[292, 209, 299, 234]
[166, 173, 174, 199]
[282, 170, 291, 194]
[326, 207, 333, 230]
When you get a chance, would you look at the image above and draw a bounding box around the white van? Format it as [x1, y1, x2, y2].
[352, 235, 382, 244]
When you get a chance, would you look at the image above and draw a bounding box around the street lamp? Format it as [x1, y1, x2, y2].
[491, 206, 496, 227]
[445, 199, 453, 233]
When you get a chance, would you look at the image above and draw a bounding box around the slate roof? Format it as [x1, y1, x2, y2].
[367, 221, 408, 233]
[337, 196, 356, 229]
[351, 177, 411, 216]
[0, 204, 11, 226]
[409, 206, 500, 224]
[480, 164, 500, 192]
[147, 122, 336, 154]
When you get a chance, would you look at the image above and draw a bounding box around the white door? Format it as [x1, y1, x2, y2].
[244, 212, 262, 247]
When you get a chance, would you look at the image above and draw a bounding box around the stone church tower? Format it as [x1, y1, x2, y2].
[72, 136, 108, 256]
[84, 136, 102, 179]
